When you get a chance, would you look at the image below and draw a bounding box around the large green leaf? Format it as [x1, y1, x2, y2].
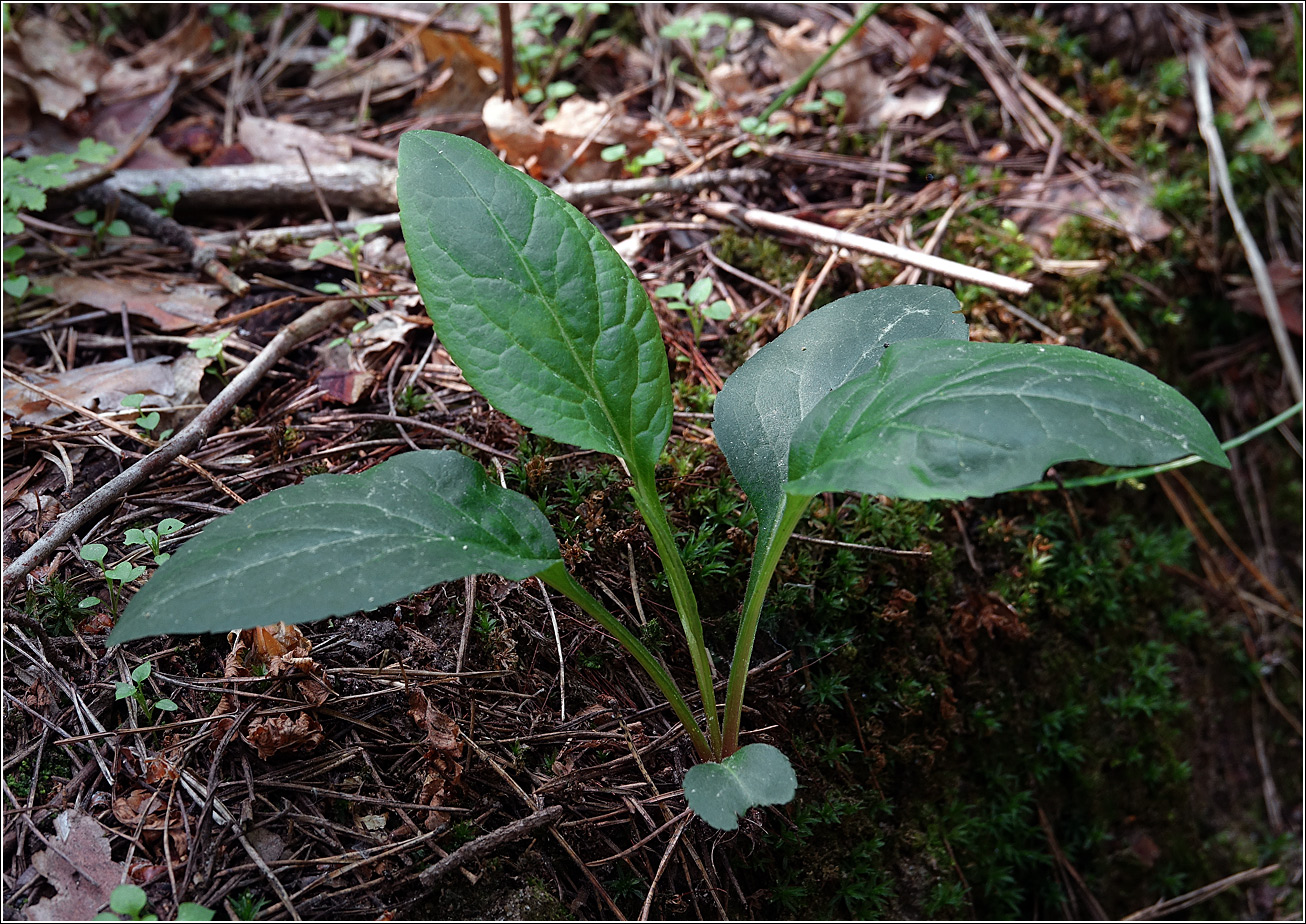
[787, 339, 1230, 500]
[683, 743, 797, 831]
[713, 286, 966, 566]
[397, 131, 672, 475]
[109, 451, 560, 645]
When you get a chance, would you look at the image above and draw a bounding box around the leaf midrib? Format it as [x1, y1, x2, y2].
[439, 149, 637, 465]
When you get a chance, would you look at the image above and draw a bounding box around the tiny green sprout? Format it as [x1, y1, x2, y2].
[228, 891, 268, 921]
[125, 518, 185, 565]
[600, 143, 628, 163]
[315, 33, 349, 72]
[80, 543, 145, 617]
[96, 882, 213, 922]
[309, 239, 340, 261]
[115, 660, 178, 724]
[188, 330, 232, 375]
[112, 132, 1231, 833]
[655, 278, 731, 343]
[315, 281, 344, 295]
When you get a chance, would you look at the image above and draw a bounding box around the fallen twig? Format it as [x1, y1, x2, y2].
[1122, 863, 1281, 921]
[416, 804, 566, 889]
[107, 161, 400, 212]
[1188, 42, 1303, 404]
[2, 299, 356, 590]
[700, 201, 1034, 296]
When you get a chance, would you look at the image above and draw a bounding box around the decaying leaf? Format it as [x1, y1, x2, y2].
[26, 811, 124, 921]
[245, 712, 325, 760]
[764, 18, 948, 125]
[47, 275, 229, 331]
[113, 788, 189, 860]
[414, 28, 500, 115]
[237, 115, 351, 166]
[408, 688, 463, 828]
[1229, 260, 1304, 335]
[4, 16, 109, 119]
[316, 341, 375, 405]
[483, 95, 656, 181]
[1019, 176, 1172, 254]
[2, 356, 177, 427]
[97, 12, 211, 104]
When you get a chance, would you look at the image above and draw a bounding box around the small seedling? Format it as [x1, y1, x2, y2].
[112, 133, 1230, 832]
[120, 393, 170, 439]
[115, 660, 177, 724]
[600, 143, 667, 176]
[124, 518, 185, 565]
[655, 278, 732, 344]
[187, 330, 232, 376]
[80, 543, 146, 618]
[73, 207, 131, 255]
[95, 882, 213, 922]
[137, 180, 185, 219]
[228, 890, 268, 921]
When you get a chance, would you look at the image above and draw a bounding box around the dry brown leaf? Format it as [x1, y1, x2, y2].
[6, 16, 109, 119]
[766, 19, 884, 123]
[113, 789, 167, 832]
[245, 713, 325, 760]
[97, 12, 211, 103]
[26, 810, 123, 921]
[414, 28, 500, 115]
[2, 356, 177, 426]
[1020, 177, 1171, 254]
[483, 95, 654, 181]
[316, 341, 375, 405]
[48, 275, 228, 331]
[311, 58, 415, 101]
[873, 84, 949, 124]
[237, 115, 351, 166]
[1229, 260, 1303, 335]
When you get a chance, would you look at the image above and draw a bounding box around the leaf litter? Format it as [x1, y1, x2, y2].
[1, 4, 1298, 920]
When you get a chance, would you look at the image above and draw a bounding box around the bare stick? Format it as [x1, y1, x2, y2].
[701, 201, 1033, 296]
[1189, 44, 1303, 403]
[3, 299, 355, 589]
[555, 167, 766, 203]
[416, 804, 565, 889]
[538, 578, 566, 720]
[1122, 864, 1281, 921]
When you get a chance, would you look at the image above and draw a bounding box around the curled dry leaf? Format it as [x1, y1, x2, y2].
[25, 810, 123, 921]
[97, 11, 211, 104]
[409, 688, 463, 828]
[1018, 176, 1171, 254]
[245, 712, 326, 760]
[113, 788, 189, 860]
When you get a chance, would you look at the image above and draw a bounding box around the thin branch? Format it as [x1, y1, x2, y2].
[3, 299, 355, 590]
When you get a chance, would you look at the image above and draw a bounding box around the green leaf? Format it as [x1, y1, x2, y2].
[124, 529, 148, 546]
[109, 451, 561, 645]
[354, 221, 383, 238]
[157, 518, 185, 536]
[131, 662, 152, 684]
[115, 681, 136, 700]
[154, 698, 178, 711]
[105, 219, 130, 237]
[104, 562, 146, 583]
[714, 286, 966, 561]
[398, 131, 673, 478]
[600, 143, 627, 162]
[3, 275, 29, 298]
[686, 277, 713, 305]
[787, 339, 1231, 500]
[654, 282, 685, 299]
[314, 282, 344, 294]
[135, 412, 160, 431]
[176, 903, 216, 922]
[120, 393, 145, 409]
[683, 743, 797, 830]
[79, 596, 101, 608]
[701, 299, 732, 321]
[309, 240, 339, 260]
[109, 883, 148, 917]
[80, 543, 108, 565]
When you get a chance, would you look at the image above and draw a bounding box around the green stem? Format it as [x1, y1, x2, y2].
[757, 4, 880, 124]
[721, 493, 811, 756]
[540, 562, 714, 762]
[628, 467, 722, 756]
[1019, 401, 1304, 492]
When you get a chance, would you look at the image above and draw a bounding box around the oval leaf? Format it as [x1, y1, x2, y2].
[109, 451, 560, 645]
[398, 131, 673, 475]
[714, 286, 966, 554]
[787, 339, 1230, 500]
[683, 743, 797, 831]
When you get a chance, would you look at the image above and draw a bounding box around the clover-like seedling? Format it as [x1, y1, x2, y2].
[188, 330, 232, 376]
[656, 278, 732, 345]
[124, 518, 184, 564]
[115, 660, 177, 724]
[111, 132, 1230, 832]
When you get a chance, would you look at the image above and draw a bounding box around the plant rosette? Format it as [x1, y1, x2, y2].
[110, 132, 1229, 831]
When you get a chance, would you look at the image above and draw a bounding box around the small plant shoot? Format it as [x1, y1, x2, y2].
[110, 132, 1229, 831]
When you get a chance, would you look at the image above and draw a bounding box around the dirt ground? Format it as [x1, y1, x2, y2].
[2, 4, 1301, 920]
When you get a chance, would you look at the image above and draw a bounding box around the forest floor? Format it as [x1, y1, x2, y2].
[2, 3, 1302, 921]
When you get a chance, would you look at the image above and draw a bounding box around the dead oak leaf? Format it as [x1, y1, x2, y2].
[48, 275, 228, 331]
